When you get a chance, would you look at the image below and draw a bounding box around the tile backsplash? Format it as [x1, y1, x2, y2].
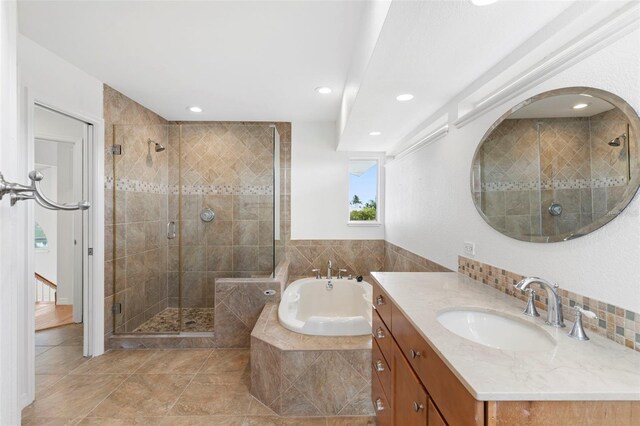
[459, 256, 640, 352]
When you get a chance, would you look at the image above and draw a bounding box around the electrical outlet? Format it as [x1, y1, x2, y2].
[463, 241, 475, 256]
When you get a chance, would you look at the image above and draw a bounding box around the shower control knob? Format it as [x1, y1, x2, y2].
[200, 208, 215, 222]
[548, 203, 562, 216]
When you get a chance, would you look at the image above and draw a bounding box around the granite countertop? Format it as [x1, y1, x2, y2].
[371, 271, 640, 401]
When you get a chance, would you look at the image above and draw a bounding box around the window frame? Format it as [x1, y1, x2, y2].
[347, 156, 383, 226]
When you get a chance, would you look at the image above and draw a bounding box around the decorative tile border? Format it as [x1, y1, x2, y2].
[176, 184, 272, 196]
[458, 256, 640, 352]
[105, 177, 272, 196]
[481, 176, 627, 192]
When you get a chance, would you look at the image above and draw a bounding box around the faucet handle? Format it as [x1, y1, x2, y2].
[337, 268, 347, 279]
[523, 289, 540, 317]
[576, 306, 597, 319]
[568, 306, 597, 341]
[311, 269, 321, 279]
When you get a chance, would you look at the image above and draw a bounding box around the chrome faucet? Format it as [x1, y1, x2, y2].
[326, 260, 333, 280]
[514, 277, 565, 328]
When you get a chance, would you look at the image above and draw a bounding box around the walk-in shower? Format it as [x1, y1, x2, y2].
[108, 123, 281, 335]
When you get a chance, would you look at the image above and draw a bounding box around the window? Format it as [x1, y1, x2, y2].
[34, 222, 49, 249]
[348, 159, 379, 223]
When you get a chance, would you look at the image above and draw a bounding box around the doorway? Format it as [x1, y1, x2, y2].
[31, 105, 89, 373]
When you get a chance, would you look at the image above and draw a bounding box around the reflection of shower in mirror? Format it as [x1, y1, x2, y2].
[608, 133, 627, 147]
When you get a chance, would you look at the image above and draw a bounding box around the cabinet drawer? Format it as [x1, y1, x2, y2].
[371, 364, 392, 426]
[428, 398, 447, 426]
[392, 341, 428, 426]
[372, 277, 392, 328]
[372, 309, 392, 367]
[372, 337, 392, 406]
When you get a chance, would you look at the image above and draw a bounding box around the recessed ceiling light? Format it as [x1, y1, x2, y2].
[470, 0, 499, 5]
[188, 106, 203, 113]
[369, 131, 381, 136]
[396, 94, 414, 101]
[573, 103, 589, 110]
[315, 87, 332, 94]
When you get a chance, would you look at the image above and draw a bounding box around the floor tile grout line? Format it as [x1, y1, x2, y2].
[164, 348, 216, 416]
[74, 350, 157, 421]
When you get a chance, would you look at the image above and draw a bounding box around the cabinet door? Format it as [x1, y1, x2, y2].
[393, 342, 428, 426]
[428, 398, 447, 426]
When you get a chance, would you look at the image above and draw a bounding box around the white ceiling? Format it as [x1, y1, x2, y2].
[337, 0, 577, 151]
[18, 0, 365, 122]
[18, 0, 583, 150]
[509, 94, 615, 119]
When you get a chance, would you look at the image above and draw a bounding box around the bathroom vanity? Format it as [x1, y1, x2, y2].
[370, 272, 640, 426]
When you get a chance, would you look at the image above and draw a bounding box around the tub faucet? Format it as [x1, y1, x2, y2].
[514, 277, 565, 328]
[327, 260, 333, 280]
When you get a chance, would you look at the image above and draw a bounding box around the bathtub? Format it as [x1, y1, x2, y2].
[278, 277, 372, 336]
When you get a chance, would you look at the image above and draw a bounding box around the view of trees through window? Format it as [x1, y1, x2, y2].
[34, 222, 48, 248]
[348, 159, 378, 221]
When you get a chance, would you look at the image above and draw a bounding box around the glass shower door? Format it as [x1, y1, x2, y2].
[110, 124, 177, 334]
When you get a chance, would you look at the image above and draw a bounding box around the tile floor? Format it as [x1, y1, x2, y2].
[23, 324, 375, 425]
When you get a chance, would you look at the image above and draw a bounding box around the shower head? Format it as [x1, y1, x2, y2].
[147, 139, 166, 152]
[608, 134, 627, 147]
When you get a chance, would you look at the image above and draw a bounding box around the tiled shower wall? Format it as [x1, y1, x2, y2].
[168, 123, 278, 311]
[475, 109, 633, 239]
[104, 85, 170, 335]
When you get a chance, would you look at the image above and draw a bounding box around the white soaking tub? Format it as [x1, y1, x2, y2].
[278, 277, 372, 336]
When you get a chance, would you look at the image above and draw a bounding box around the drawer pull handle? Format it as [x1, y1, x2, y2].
[375, 398, 385, 412]
[376, 327, 385, 339]
[376, 295, 385, 306]
[375, 360, 385, 372]
[410, 349, 422, 359]
[413, 402, 424, 412]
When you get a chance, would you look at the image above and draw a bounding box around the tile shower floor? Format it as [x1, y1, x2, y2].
[23, 324, 374, 425]
[133, 307, 215, 333]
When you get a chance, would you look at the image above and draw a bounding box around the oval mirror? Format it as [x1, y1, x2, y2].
[471, 87, 640, 242]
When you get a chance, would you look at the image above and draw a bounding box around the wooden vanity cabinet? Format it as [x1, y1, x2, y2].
[371, 276, 640, 426]
[371, 281, 483, 426]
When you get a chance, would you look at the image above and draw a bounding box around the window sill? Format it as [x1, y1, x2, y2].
[347, 221, 382, 227]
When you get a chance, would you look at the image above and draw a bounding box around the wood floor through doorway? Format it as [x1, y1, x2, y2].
[35, 303, 73, 331]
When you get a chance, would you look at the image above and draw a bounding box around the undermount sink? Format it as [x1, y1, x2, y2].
[437, 308, 556, 351]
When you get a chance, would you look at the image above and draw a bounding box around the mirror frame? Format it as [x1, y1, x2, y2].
[471, 86, 640, 243]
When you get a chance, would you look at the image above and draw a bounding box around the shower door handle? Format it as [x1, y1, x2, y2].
[167, 221, 176, 239]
